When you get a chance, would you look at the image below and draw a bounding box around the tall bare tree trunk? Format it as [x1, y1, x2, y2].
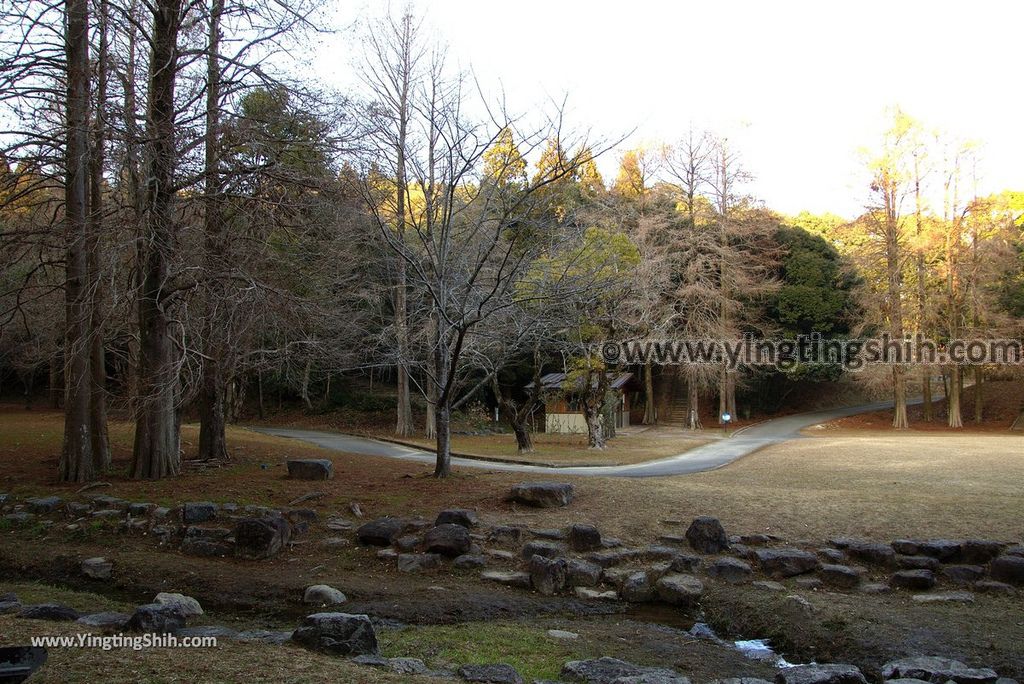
[947, 366, 962, 428]
[884, 189, 908, 429]
[197, 0, 229, 462]
[973, 367, 983, 423]
[687, 367, 702, 430]
[60, 0, 95, 482]
[433, 324, 452, 477]
[641, 360, 656, 424]
[88, 0, 111, 471]
[131, 0, 184, 479]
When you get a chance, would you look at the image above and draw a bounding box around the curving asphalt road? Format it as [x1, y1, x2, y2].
[248, 399, 903, 478]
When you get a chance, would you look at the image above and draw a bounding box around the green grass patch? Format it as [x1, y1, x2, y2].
[2, 581, 136, 614]
[380, 621, 576, 681]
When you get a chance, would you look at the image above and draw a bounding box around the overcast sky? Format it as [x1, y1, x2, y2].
[315, 0, 1022, 219]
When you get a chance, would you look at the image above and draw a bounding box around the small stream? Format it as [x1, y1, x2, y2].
[625, 604, 801, 669]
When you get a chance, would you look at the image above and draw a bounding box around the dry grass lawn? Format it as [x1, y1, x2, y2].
[1, 405, 1022, 544]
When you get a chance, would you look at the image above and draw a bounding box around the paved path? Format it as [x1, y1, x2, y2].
[248, 399, 901, 478]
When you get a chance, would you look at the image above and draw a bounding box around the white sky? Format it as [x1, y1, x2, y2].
[314, 0, 1022, 219]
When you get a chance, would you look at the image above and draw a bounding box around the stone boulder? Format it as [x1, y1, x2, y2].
[182, 502, 218, 524]
[487, 525, 523, 546]
[941, 565, 986, 585]
[755, 548, 820, 578]
[81, 557, 112, 580]
[775, 664, 867, 684]
[707, 557, 752, 583]
[397, 553, 442, 573]
[990, 555, 1024, 586]
[292, 612, 379, 656]
[655, 573, 703, 607]
[458, 663, 524, 684]
[568, 523, 603, 552]
[890, 569, 936, 591]
[529, 555, 567, 595]
[895, 555, 941, 571]
[845, 541, 895, 566]
[521, 540, 567, 559]
[561, 657, 686, 683]
[621, 571, 656, 603]
[481, 570, 532, 589]
[357, 517, 407, 546]
[154, 593, 203, 618]
[76, 612, 130, 631]
[959, 539, 1004, 564]
[881, 657, 998, 684]
[509, 482, 574, 508]
[235, 516, 291, 560]
[685, 516, 729, 554]
[891, 539, 962, 562]
[435, 509, 478, 528]
[303, 585, 347, 605]
[454, 554, 487, 569]
[424, 523, 472, 557]
[126, 604, 185, 633]
[26, 496, 62, 513]
[181, 537, 232, 557]
[820, 564, 861, 589]
[19, 604, 80, 621]
[567, 559, 603, 587]
[286, 459, 334, 480]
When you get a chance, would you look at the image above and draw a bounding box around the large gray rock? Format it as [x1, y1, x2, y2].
[845, 541, 895, 566]
[941, 565, 986, 585]
[881, 657, 999, 684]
[775, 664, 867, 684]
[234, 516, 291, 560]
[287, 459, 334, 480]
[424, 523, 472, 557]
[291, 612, 379, 656]
[182, 502, 218, 524]
[357, 517, 408, 546]
[126, 604, 185, 633]
[522, 539, 567, 559]
[81, 557, 112, 580]
[481, 570, 532, 588]
[454, 553, 487, 569]
[895, 555, 941, 571]
[19, 604, 79, 621]
[622, 571, 656, 603]
[707, 557, 752, 583]
[26, 496, 62, 513]
[755, 548, 820, 578]
[959, 539, 1004, 564]
[891, 539, 962, 562]
[76, 612, 130, 631]
[509, 482, 574, 508]
[458, 663, 524, 684]
[529, 555, 568, 595]
[655, 573, 703, 607]
[990, 555, 1024, 585]
[567, 558, 603, 587]
[820, 564, 861, 589]
[303, 585, 347, 605]
[154, 593, 203, 617]
[890, 569, 936, 591]
[397, 553, 442, 573]
[181, 537, 232, 557]
[568, 523, 603, 551]
[685, 516, 729, 553]
[561, 657, 684, 683]
[435, 508, 479, 528]
[487, 525, 523, 546]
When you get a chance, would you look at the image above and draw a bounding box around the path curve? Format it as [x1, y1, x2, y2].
[248, 399, 900, 478]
